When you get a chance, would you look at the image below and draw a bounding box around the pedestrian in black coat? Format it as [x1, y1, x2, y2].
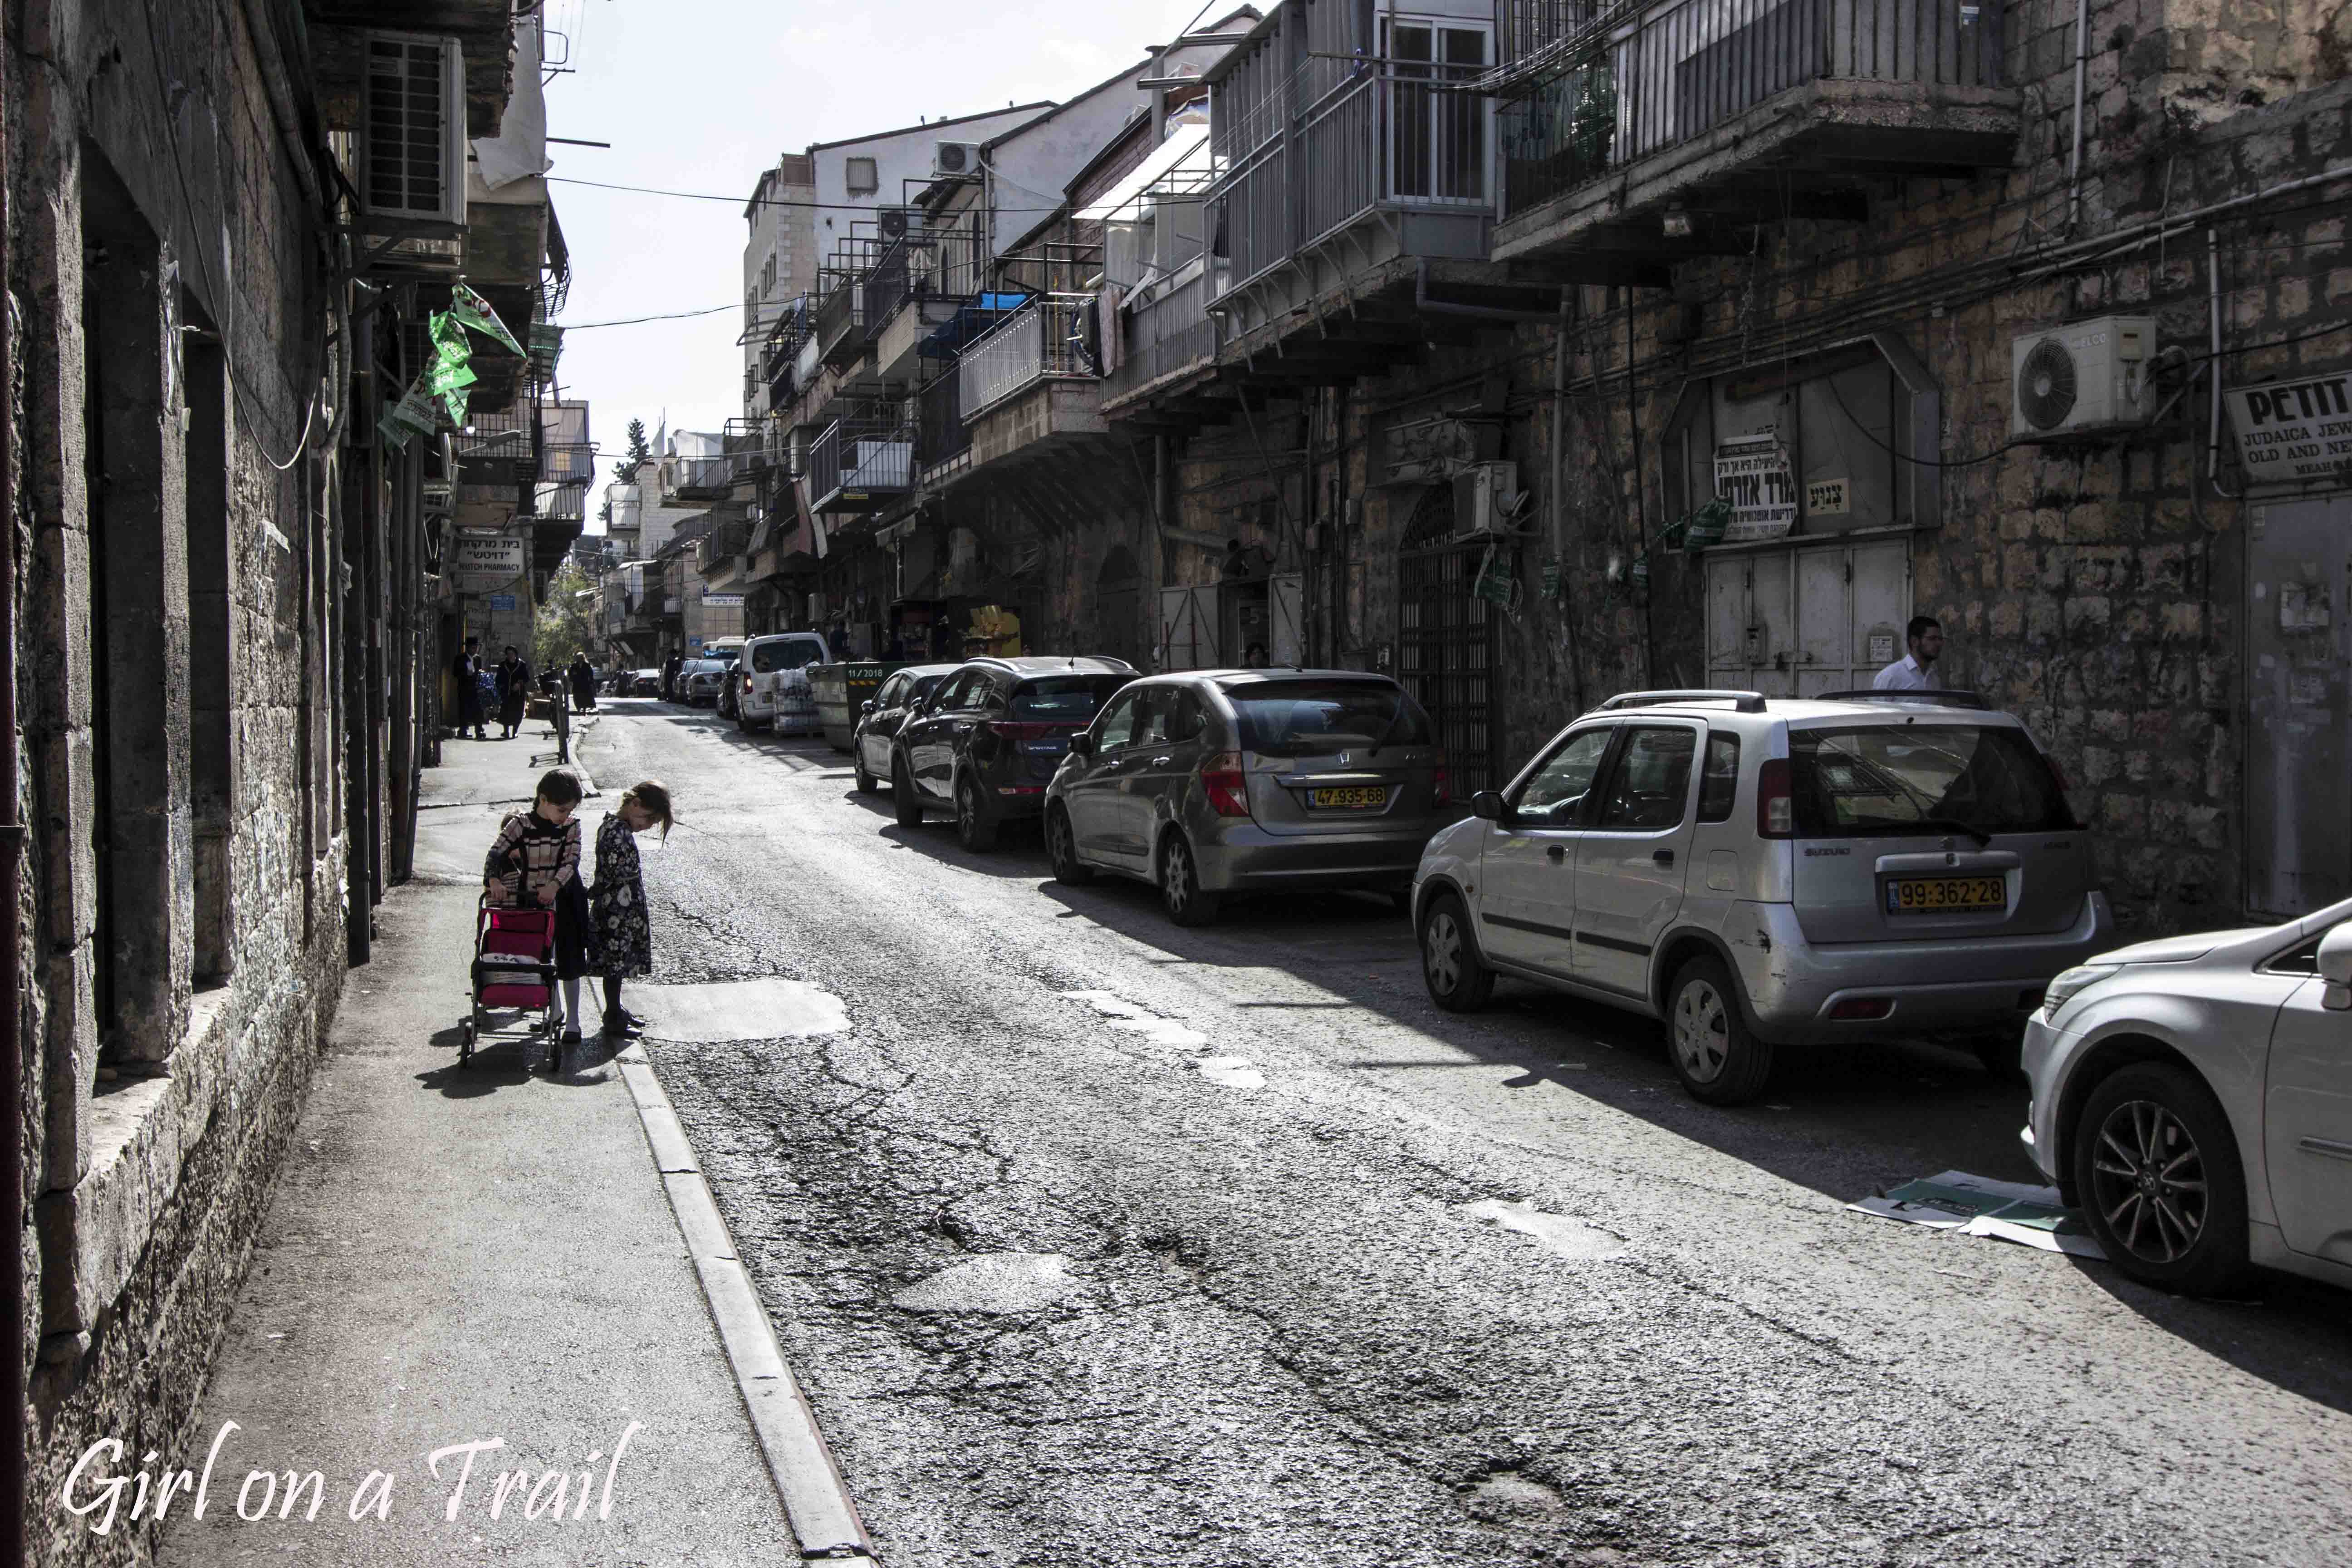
[452, 637, 488, 740]
[495, 646, 530, 738]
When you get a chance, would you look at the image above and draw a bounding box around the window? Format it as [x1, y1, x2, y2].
[1509, 726, 1612, 826]
[1788, 725, 2076, 838]
[1228, 680, 1430, 757]
[751, 636, 822, 672]
[935, 670, 985, 710]
[872, 673, 905, 708]
[845, 157, 879, 195]
[1094, 690, 1142, 751]
[1697, 733, 1741, 823]
[1383, 19, 1489, 204]
[1012, 674, 1128, 721]
[1596, 727, 1697, 830]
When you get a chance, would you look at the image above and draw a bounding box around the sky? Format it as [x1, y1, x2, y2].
[538, 0, 1218, 506]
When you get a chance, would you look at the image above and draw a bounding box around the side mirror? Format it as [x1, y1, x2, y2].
[1470, 790, 1506, 822]
[2320, 925, 2352, 1009]
[859, 700, 875, 715]
[1069, 733, 1095, 760]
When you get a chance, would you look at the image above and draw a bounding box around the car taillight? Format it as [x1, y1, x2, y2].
[741, 675, 752, 691]
[1202, 751, 1251, 817]
[1432, 752, 1450, 808]
[1756, 756, 1794, 838]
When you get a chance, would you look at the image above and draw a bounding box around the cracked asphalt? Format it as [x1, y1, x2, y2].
[583, 700, 2352, 1568]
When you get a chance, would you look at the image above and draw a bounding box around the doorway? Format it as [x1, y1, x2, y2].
[1396, 485, 1499, 792]
[2248, 494, 2352, 916]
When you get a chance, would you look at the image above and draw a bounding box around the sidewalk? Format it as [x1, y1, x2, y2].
[160, 726, 801, 1568]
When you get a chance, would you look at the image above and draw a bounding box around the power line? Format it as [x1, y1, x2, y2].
[548, 175, 1075, 216]
[559, 303, 741, 330]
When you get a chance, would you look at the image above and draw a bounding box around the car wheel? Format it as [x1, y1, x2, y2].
[1666, 955, 1773, 1106]
[2073, 1062, 2252, 1296]
[1046, 804, 1093, 885]
[892, 755, 926, 828]
[1418, 893, 1493, 1013]
[853, 751, 877, 793]
[955, 773, 998, 853]
[1159, 832, 1220, 926]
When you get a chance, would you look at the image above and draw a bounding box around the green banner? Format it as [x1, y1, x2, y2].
[1473, 544, 1514, 608]
[377, 374, 441, 450]
[452, 282, 526, 357]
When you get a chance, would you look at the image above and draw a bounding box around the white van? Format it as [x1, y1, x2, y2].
[736, 632, 832, 733]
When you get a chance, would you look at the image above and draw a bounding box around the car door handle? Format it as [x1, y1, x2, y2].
[1149, 755, 1172, 766]
[1653, 850, 1676, 866]
[1546, 845, 1567, 862]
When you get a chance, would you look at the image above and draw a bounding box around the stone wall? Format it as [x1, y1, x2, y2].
[13, 2, 352, 1562]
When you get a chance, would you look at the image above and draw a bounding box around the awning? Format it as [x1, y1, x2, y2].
[919, 292, 1034, 360]
[1075, 124, 1214, 223]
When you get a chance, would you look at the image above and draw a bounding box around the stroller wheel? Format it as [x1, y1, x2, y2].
[459, 1018, 475, 1066]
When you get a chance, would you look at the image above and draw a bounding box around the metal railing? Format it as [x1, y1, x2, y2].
[815, 273, 862, 365]
[1103, 273, 1216, 405]
[1499, 0, 2004, 214]
[916, 371, 969, 469]
[957, 296, 1097, 418]
[807, 410, 915, 504]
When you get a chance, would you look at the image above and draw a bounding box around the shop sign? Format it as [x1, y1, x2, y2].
[450, 534, 525, 588]
[488, 593, 517, 611]
[701, 594, 745, 608]
[1713, 435, 1796, 542]
[2225, 373, 2352, 484]
[1806, 477, 1851, 515]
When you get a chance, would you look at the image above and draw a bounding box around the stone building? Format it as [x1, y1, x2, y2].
[8, 3, 571, 1562]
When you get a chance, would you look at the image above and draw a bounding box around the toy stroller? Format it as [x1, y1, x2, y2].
[460, 896, 560, 1066]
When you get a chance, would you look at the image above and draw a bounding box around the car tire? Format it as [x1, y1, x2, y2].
[2073, 1061, 2252, 1297]
[955, 773, 998, 853]
[1418, 893, 1494, 1013]
[892, 755, 926, 828]
[853, 751, 877, 794]
[1159, 831, 1220, 926]
[1046, 804, 1093, 885]
[1666, 955, 1773, 1106]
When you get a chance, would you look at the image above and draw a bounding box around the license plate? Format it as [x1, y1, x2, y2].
[1886, 875, 2007, 914]
[1308, 785, 1390, 810]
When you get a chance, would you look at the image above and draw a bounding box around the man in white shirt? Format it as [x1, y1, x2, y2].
[1873, 615, 1943, 690]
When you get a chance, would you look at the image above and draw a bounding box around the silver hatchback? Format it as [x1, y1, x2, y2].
[1044, 670, 1453, 926]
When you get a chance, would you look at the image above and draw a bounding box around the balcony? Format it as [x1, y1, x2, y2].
[915, 370, 970, 483]
[1102, 270, 1218, 416]
[815, 273, 866, 370]
[958, 297, 1096, 418]
[1491, 0, 2018, 273]
[868, 229, 985, 382]
[807, 407, 914, 514]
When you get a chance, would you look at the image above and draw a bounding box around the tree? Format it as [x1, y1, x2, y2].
[615, 417, 652, 479]
[534, 559, 602, 672]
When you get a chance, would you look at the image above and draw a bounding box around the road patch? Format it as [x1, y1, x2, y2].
[631, 978, 851, 1043]
[1462, 1199, 1627, 1261]
[892, 1252, 1081, 1315]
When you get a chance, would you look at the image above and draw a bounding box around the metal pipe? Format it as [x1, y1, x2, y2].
[0, 77, 26, 1568]
[2068, 0, 2089, 231]
[2205, 225, 2242, 499]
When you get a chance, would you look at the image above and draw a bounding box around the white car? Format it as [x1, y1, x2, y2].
[736, 632, 831, 734]
[2021, 905, 2352, 1296]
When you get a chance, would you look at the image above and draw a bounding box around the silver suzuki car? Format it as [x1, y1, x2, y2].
[1412, 689, 2115, 1104]
[1045, 670, 1452, 926]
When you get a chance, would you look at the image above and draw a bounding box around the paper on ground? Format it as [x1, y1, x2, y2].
[1848, 1169, 2106, 1260]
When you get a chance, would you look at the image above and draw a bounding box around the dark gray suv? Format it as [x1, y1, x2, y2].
[1044, 670, 1451, 926]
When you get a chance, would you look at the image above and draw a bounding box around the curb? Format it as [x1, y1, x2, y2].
[613, 1043, 882, 1566]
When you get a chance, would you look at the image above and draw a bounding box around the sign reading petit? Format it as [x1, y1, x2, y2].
[2226, 373, 2352, 484]
[1713, 435, 1797, 542]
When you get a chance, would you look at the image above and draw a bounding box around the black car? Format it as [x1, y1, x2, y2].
[853, 663, 960, 794]
[892, 656, 1137, 850]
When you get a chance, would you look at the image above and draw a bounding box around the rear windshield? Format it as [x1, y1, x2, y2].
[1229, 681, 1430, 757]
[1790, 725, 2076, 837]
[751, 638, 822, 673]
[1010, 674, 1129, 721]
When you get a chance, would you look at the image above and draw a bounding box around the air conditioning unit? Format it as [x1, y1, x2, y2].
[1453, 461, 1526, 539]
[358, 32, 467, 230]
[2010, 316, 2155, 438]
[877, 206, 918, 243]
[933, 141, 982, 177]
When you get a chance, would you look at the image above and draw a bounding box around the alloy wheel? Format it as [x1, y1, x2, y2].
[1424, 910, 1463, 995]
[1673, 979, 1730, 1083]
[2089, 1099, 2209, 1264]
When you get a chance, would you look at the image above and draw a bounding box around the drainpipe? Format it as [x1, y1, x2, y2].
[1, 89, 25, 1568]
[1551, 290, 1584, 712]
[2068, 0, 2090, 231]
[2205, 225, 2239, 498]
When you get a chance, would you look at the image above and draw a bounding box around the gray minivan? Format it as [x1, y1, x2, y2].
[1044, 669, 1453, 926]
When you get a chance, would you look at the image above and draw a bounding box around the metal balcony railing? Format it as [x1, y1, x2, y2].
[916, 372, 969, 469]
[1211, 65, 1493, 292]
[807, 409, 914, 506]
[815, 274, 862, 366]
[1498, 0, 2004, 214]
[1103, 273, 1216, 406]
[957, 296, 1096, 419]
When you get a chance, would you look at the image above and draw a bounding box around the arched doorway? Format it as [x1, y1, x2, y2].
[1397, 485, 1500, 792]
[1096, 544, 1141, 666]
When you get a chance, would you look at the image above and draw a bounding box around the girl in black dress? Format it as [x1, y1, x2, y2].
[592, 780, 672, 1036]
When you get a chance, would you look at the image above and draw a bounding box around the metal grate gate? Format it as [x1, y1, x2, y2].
[1397, 488, 1500, 793]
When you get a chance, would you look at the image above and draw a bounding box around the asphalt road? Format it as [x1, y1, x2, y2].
[583, 698, 2352, 1568]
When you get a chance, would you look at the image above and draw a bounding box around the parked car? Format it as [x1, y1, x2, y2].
[891, 656, 1137, 850]
[1045, 670, 1450, 927]
[1411, 688, 2114, 1106]
[2020, 906, 2352, 1296]
[736, 632, 833, 733]
[679, 657, 730, 706]
[626, 669, 662, 697]
[852, 663, 959, 791]
[703, 643, 746, 717]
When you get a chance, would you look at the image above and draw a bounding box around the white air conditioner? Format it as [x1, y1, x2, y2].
[933, 141, 982, 178]
[359, 32, 467, 230]
[2010, 316, 2154, 438]
[1453, 461, 1525, 539]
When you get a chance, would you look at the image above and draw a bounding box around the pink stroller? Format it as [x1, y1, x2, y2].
[460, 898, 560, 1066]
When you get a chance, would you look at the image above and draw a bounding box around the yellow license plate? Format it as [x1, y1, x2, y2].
[1308, 785, 1390, 810]
[1886, 875, 2007, 914]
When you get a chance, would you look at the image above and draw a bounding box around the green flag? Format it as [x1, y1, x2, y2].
[451, 282, 526, 357]
[377, 373, 440, 450]
[1473, 544, 1514, 607]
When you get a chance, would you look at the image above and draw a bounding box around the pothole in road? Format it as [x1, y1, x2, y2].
[629, 978, 851, 1042]
[1461, 1198, 1627, 1262]
[892, 1251, 1080, 1315]
[1059, 991, 1264, 1090]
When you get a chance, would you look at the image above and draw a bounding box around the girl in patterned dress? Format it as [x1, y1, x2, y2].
[481, 769, 593, 1062]
[592, 780, 672, 1037]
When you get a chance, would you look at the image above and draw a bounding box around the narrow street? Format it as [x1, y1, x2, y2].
[577, 701, 2352, 1567]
